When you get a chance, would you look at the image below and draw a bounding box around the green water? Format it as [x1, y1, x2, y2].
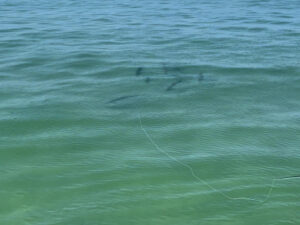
[1, 0, 300, 224]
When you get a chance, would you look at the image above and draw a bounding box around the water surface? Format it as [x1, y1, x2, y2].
[1, 0, 300, 224]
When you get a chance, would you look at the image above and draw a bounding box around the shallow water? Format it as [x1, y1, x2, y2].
[1, 0, 300, 224]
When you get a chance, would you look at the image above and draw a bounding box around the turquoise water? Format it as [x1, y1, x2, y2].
[1, 0, 300, 224]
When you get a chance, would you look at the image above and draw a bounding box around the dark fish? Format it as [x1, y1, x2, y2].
[173, 67, 182, 72]
[145, 77, 151, 83]
[107, 95, 139, 104]
[278, 175, 300, 180]
[135, 67, 143, 76]
[166, 78, 183, 91]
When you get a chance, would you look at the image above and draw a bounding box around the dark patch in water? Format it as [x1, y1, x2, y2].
[107, 95, 139, 104]
[279, 175, 300, 180]
[145, 77, 151, 83]
[166, 78, 183, 91]
[135, 67, 143, 76]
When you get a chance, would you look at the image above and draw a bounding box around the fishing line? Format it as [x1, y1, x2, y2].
[138, 112, 277, 203]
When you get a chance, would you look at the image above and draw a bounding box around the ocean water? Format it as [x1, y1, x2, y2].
[1, 0, 300, 224]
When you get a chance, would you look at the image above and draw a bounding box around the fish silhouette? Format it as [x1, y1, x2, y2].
[107, 95, 139, 104]
[135, 67, 143, 76]
[166, 78, 183, 91]
[145, 77, 151, 83]
[278, 175, 300, 180]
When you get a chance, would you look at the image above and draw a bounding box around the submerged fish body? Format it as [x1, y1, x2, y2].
[278, 175, 300, 180]
[145, 77, 151, 83]
[166, 78, 183, 91]
[107, 95, 139, 104]
[135, 67, 143, 76]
